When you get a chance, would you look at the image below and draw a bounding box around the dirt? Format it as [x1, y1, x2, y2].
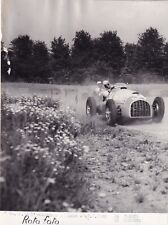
[78, 124, 168, 212]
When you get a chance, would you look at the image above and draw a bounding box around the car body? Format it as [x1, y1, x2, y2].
[86, 82, 165, 125]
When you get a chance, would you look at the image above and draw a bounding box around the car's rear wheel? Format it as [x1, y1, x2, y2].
[152, 97, 165, 123]
[105, 99, 117, 126]
[86, 97, 97, 116]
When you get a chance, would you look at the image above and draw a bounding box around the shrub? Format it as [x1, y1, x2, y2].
[0, 95, 87, 211]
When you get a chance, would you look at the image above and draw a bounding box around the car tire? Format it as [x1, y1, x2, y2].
[86, 97, 97, 116]
[152, 97, 165, 123]
[105, 99, 117, 126]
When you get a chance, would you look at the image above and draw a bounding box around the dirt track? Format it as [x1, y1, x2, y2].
[78, 125, 168, 212]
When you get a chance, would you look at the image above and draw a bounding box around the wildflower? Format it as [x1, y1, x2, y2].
[0, 156, 11, 162]
[47, 177, 55, 184]
[0, 177, 5, 183]
[62, 202, 69, 208]
[83, 145, 90, 153]
[25, 148, 31, 152]
[67, 207, 78, 212]
[44, 199, 51, 205]
[69, 141, 76, 147]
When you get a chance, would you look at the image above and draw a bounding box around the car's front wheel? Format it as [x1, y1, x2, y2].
[105, 99, 117, 126]
[152, 97, 165, 123]
[86, 97, 97, 116]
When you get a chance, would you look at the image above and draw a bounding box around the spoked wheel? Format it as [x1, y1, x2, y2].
[152, 97, 165, 123]
[86, 97, 97, 116]
[105, 99, 117, 126]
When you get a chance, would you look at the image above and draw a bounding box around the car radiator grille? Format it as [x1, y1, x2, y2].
[131, 100, 151, 117]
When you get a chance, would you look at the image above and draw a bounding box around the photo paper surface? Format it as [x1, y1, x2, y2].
[1, 0, 168, 224]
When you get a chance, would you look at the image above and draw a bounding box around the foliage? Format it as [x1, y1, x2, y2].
[10, 35, 33, 59]
[51, 37, 70, 70]
[93, 31, 125, 74]
[0, 94, 88, 211]
[9, 36, 51, 82]
[137, 27, 165, 72]
[71, 30, 93, 68]
[50, 37, 70, 82]
[163, 43, 168, 79]
[33, 41, 49, 61]
[2, 27, 168, 83]
[31, 41, 51, 83]
[9, 35, 34, 81]
[124, 43, 138, 73]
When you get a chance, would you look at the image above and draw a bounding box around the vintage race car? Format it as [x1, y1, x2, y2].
[86, 82, 165, 125]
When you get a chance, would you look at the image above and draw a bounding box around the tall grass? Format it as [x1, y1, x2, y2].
[0, 94, 89, 211]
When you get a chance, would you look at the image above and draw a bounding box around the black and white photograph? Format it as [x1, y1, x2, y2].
[1, 0, 168, 216]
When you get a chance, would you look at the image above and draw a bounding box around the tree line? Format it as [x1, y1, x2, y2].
[1, 27, 168, 83]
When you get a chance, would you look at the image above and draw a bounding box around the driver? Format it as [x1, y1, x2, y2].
[103, 80, 111, 90]
[103, 80, 114, 91]
[95, 80, 114, 102]
[102, 80, 114, 101]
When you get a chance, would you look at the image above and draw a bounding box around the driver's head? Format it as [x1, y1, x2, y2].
[103, 80, 110, 89]
[97, 81, 102, 87]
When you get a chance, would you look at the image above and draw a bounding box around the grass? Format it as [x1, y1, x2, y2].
[0, 94, 90, 211]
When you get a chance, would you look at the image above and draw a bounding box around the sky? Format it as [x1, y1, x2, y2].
[2, 0, 168, 47]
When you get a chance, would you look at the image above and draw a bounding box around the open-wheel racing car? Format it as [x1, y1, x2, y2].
[86, 82, 165, 126]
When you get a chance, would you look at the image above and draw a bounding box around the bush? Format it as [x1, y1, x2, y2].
[0, 95, 87, 211]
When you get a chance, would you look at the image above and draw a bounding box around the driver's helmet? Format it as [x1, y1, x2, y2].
[96, 81, 102, 87]
[103, 80, 111, 89]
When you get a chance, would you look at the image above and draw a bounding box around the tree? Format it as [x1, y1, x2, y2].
[51, 37, 70, 70]
[163, 43, 168, 79]
[33, 41, 49, 60]
[31, 41, 51, 83]
[71, 30, 93, 68]
[9, 35, 34, 81]
[93, 31, 125, 74]
[9, 36, 51, 82]
[137, 27, 165, 73]
[10, 35, 33, 59]
[50, 37, 71, 82]
[124, 43, 138, 72]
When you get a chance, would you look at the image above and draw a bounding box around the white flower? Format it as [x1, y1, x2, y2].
[44, 199, 51, 205]
[0, 177, 5, 183]
[83, 145, 90, 153]
[62, 202, 69, 207]
[47, 177, 55, 184]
